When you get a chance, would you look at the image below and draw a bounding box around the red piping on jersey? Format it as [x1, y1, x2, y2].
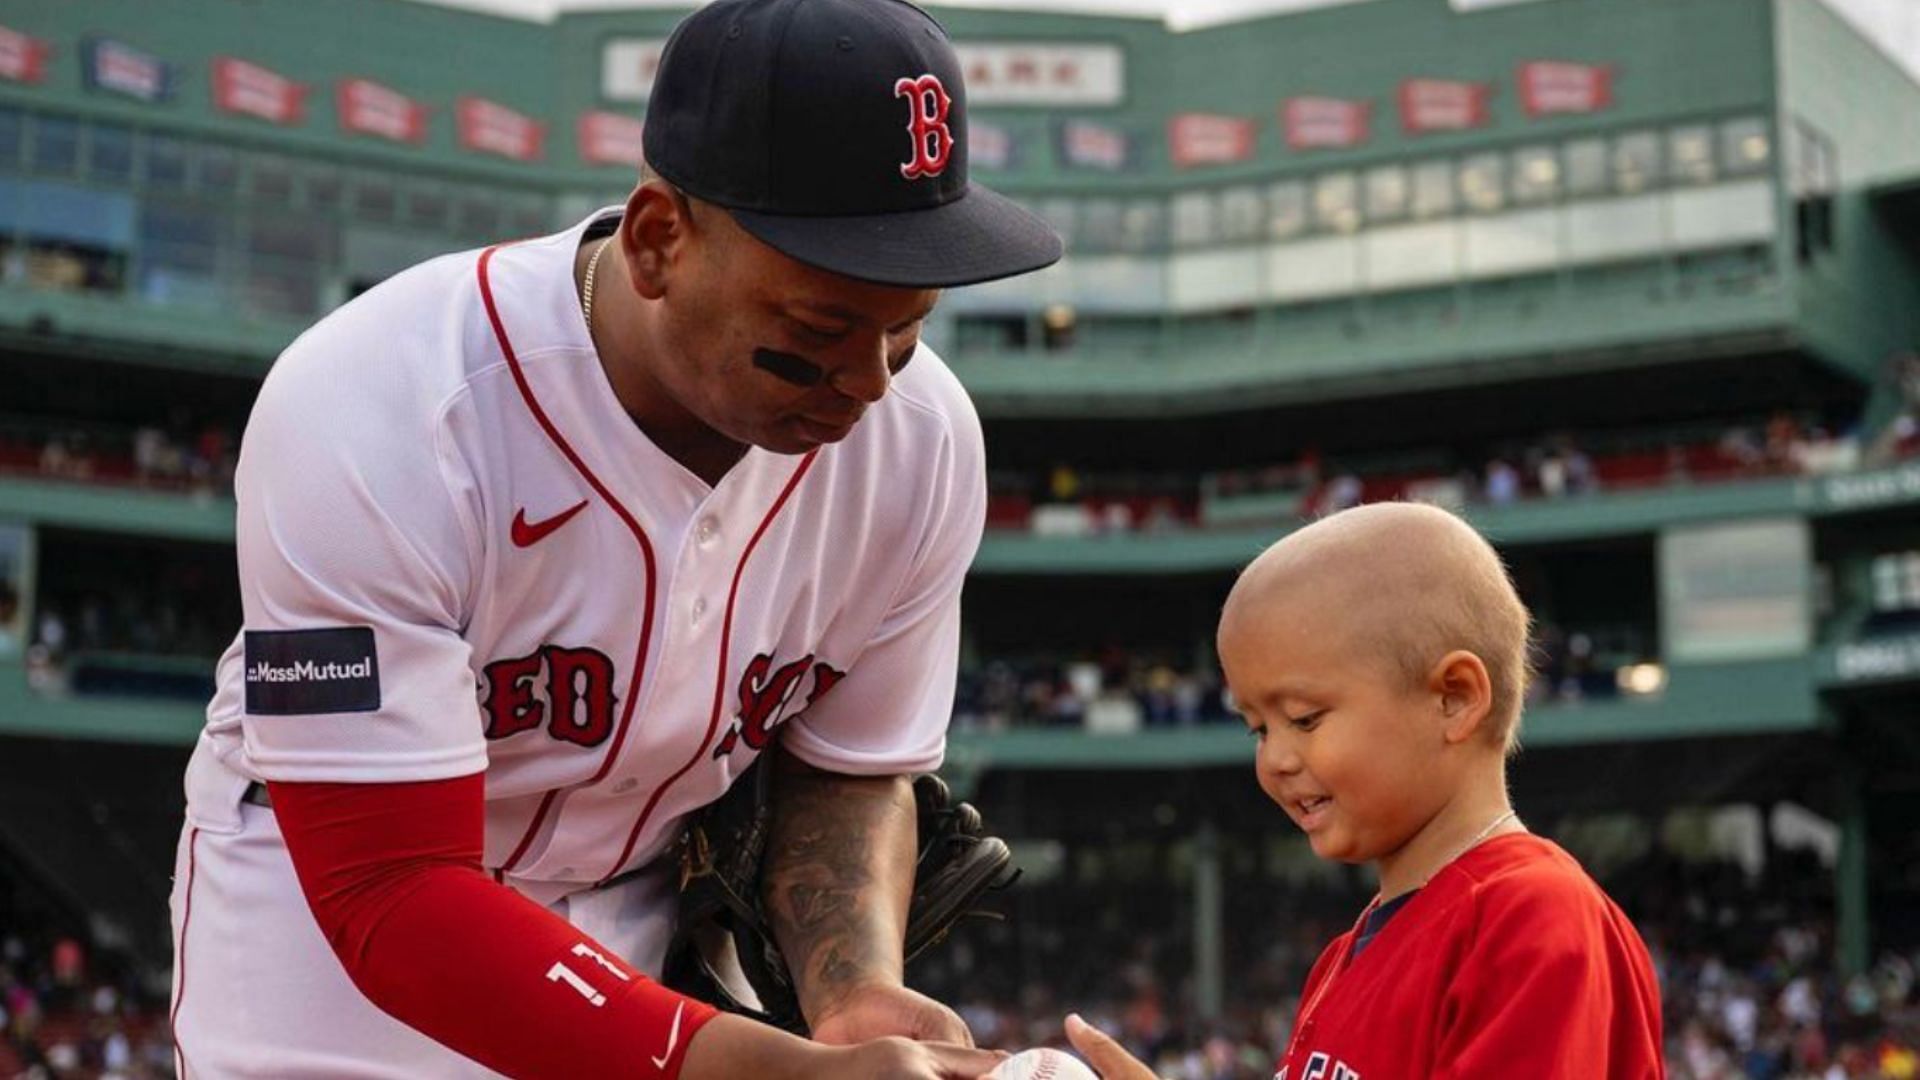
[476, 244, 661, 876]
[598, 448, 820, 884]
[169, 826, 200, 1079]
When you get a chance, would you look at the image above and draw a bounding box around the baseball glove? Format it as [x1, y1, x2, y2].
[659, 758, 1018, 1034]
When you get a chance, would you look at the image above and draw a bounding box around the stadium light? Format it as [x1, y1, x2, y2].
[1616, 662, 1669, 696]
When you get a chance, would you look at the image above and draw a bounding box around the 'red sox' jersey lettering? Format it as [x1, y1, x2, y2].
[712, 653, 847, 759]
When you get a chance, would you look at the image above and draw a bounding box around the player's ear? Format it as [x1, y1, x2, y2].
[620, 179, 690, 301]
[1429, 650, 1492, 744]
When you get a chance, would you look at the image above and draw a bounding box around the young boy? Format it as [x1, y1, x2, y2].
[1064, 502, 1665, 1079]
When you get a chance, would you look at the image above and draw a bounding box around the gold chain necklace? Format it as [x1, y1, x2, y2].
[1288, 807, 1524, 1051]
[581, 236, 613, 329]
[1418, 808, 1521, 890]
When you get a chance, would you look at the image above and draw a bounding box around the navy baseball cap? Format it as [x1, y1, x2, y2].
[643, 0, 1064, 288]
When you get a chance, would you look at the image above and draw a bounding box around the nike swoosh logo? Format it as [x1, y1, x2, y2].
[650, 1001, 686, 1071]
[511, 501, 589, 548]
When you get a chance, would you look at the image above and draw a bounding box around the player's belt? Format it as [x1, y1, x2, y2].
[242, 781, 273, 809]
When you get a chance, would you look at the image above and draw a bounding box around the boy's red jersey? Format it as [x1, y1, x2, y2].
[1277, 833, 1664, 1080]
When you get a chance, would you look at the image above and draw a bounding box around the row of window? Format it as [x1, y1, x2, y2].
[0, 105, 1806, 305]
[0, 107, 552, 240]
[1021, 116, 1778, 253]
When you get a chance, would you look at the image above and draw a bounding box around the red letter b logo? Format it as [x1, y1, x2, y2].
[894, 75, 953, 180]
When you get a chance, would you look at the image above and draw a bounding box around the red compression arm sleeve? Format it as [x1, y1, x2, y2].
[268, 775, 717, 1079]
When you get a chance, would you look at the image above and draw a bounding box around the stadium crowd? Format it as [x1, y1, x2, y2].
[0, 410, 1892, 537]
[951, 618, 1655, 734]
[997, 411, 1878, 536]
[0, 418, 238, 500]
[912, 852, 1920, 1080]
[0, 926, 173, 1078]
[0, 844, 1912, 1076]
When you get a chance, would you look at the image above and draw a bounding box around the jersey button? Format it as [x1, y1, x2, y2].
[614, 778, 638, 794]
[691, 597, 708, 624]
[696, 516, 719, 547]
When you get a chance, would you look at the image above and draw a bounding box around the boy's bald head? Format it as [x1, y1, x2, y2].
[1223, 502, 1532, 750]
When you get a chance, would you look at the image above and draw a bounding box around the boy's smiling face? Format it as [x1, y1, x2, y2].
[1216, 502, 1531, 899]
[1218, 587, 1451, 869]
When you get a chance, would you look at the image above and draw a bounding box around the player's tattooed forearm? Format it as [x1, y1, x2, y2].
[763, 767, 916, 1019]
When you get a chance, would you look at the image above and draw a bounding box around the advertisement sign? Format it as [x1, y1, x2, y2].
[212, 57, 306, 126]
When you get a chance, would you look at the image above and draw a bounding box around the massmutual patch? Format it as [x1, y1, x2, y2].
[244, 627, 381, 715]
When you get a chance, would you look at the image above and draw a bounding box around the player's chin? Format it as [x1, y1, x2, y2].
[786, 414, 859, 447]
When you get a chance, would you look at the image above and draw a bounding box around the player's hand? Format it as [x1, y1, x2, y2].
[811, 982, 974, 1047]
[681, 1014, 1001, 1080]
[1064, 1014, 1160, 1080]
[825, 1036, 1006, 1079]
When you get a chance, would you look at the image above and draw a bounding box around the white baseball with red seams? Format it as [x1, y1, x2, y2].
[987, 1048, 1102, 1080]
[166, 208, 986, 1076]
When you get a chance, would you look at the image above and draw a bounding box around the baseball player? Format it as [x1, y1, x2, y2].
[166, 0, 1061, 1075]
[1058, 504, 1664, 1080]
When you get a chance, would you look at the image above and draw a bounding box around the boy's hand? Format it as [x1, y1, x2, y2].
[1064, 1014, 1160, 1080]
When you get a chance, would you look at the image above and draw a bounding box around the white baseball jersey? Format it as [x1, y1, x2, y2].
[171, 209, 984, 1075]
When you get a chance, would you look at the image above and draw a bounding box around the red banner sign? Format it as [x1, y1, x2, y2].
[577, 110, 645, 168]
[1282, 96, 1371, 150]
[0, 25, 51, 84]
[1518, 60, 1614, 116]
[1397, 78, 1491, 133]
[457, 96, 545, 162]
[1168, 112, 1257, 168]
[212, 57, 306, 125]
[338, 78, 429, 144]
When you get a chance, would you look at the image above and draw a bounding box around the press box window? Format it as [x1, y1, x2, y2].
[509, 201, 550, 238]
[1611, 131, 1659, 194]
[457, 196, 501, 240]
[1364, 165, 1409, 223]
[1172, 191, 1217, 248]
[146, 137, 190, 190]
[30, 115, 80, 176]
[1218, 186, 1264, 243]
[0, 108, 21, 172]
[249, 156, 297, 206]
[1038, 198, 1078, 251]
[1510, 145, 1560, 204]
[1457, 153, 1504, 213]
[88, 124, 134, 184]
[407, 188, 450, 230]
[1267, 180, 1308, 239]
[354, 179, 397, 222]
[199, 147, 240, 193]
[1561, 138, 1606, 198]
[307, 173, 345, 217]
[1118, 199, 1165, 252]
[1720, 117, 1771, 176]
[1411, 161, 1454, 219]
[1668, 125, 1716, 184]
[1079, 199, 1125, 253]
[1312, 172, 1359, 233]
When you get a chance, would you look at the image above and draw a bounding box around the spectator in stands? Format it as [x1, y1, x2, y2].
[1316, 472, 1362, 516]
[131, 426, 168, 485]
[1483, 457, 1522, 505]
[1766, 412, 1806, 472]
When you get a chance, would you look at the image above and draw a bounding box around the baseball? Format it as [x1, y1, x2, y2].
[987, 1047, 1101, 1080]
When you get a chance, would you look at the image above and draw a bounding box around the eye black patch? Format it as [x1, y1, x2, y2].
[753, 348, 824, 387]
